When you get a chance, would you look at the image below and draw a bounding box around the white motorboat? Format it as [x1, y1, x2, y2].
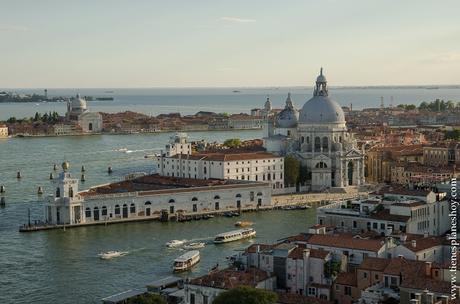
[173, 250, 200, 272]
[98, 250, 127, 260]
[166, 239, 186, 248]
[183, 242, 206, 250]
[214, 228, 256, 244]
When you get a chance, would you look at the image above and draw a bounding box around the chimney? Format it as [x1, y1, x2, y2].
[423, 231, 428, 238]
[400, 234, 408, 242]
[411, 240, 417, 248]
[303, 249, 310, 260]
[425, 262, 432, 277]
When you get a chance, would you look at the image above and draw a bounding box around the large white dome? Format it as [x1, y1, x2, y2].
[299, 69, 345, 125]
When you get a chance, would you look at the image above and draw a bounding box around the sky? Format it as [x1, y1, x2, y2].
[1, 0, 460, 88]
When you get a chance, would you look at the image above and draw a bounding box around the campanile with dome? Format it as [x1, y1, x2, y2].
[263, 69, 365, 191]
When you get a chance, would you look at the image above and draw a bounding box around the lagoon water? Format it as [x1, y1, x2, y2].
[0, 130, 318, 304]
[1, 87, 460, 303]
[2, 86, 460, 120]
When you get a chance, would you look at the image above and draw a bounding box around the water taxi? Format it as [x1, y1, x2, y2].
[183, 242, 206, 250]
[214, 228, 256, 244]
[98, 251, 127, 260]
[234, 221, 253, 227]
[166, 240, 186, 248]
[173, 250, 200, 272]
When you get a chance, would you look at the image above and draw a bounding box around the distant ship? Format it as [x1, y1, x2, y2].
[96, 97, 114, 101]
[232, 90, 241, 93]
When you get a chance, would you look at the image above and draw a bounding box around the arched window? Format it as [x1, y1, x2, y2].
[192, 197, 198, 201]
[69, 186, 74, 198]
[301, 136, 305, 144]
[130, 203, 136, 214]
[315, 162, 328, 169]
[93, 207, 99, 221]
[88, 123, 93, 131]
[56, 187, 60, 198]
[306, 136, 310, 144]
[145, 201, 151, 205]
[322, 137, 329, 150]
[115, 204, 120, 215]
[236, 193, 242, 198]
[168, 199, 175, 204]
[257, 192, 263, 196]
[214, 195, 220, 200]
[314, 137, 321, 151]
[85, 207, 91, 218]
[102, 206, 107, 216]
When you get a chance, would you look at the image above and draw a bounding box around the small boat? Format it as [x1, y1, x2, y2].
[282, 206, 297, 210]
[296, 205, 311, 210]
[202, 214, 214, 220]
[98, 251, 127, 260]
[183, 242, 206, 250]
[214, 228, 256, 244]
[173, 250, 200, 272]
[116, 148, 128, 152]
[166, 240, 186, 248]
[235, 221, 253, 227]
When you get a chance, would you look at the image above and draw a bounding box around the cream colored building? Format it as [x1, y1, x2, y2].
[0, 124, 8, 138]
[66, 94, 103, 133]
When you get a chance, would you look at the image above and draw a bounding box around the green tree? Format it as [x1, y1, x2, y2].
[7, 117, 17, 123]
[212, 286, 278, 304]
[445, 130, 460, 141]
[284, 155, 300, 187]
[127, 293, 166, 304]
[223, 138, 241, 148]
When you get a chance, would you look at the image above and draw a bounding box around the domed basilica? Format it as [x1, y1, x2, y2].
[66, 94, 103, 133]
[263, 69, 364, 191]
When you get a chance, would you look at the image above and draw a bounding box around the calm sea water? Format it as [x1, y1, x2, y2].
[0, 130, 317, 304]
[1, 87, 460, 120]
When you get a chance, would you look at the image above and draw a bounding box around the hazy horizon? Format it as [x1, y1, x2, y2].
[2, 0, 460, 88]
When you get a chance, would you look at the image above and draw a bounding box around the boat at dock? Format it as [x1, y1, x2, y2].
[166, 239, 186, 248]
[183, 242, 206, 250]
[214, 228, 256, 244]
[234, 221, 253, 227]
[173, 250, 200, 272]
[98, 250, 127, 260]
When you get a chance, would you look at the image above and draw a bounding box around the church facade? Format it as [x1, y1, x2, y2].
[66, 94, 103, 133]
[263, 69, 365, 191]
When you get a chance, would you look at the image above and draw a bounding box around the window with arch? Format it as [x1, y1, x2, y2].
[214, 195, 220, 200]
[301, 136, 305, 144]
[85, 207, 91, 218]
[168, 199, 175, 204]
[314, 137, 321, 151]
[130, 203, 136, 214]
[102, 206, 107, 216]
[306, 136, 310, 144]
[69, 186, 74, 198]
[93, 207, 99, 221]
[115, 204, 120, 215]
[145, 201, 151, 205]
[236, 193, 242, 198]
[322, 137, 328, 150]
[315, 162, 328, 169]
[56, 187, 60, 198]
[192, 197, 198, 202]
[257, 192, 263, 196]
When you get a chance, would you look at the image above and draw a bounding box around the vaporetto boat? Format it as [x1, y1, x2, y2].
[213, 228, 256, 244]
[173, 250, 200, 272]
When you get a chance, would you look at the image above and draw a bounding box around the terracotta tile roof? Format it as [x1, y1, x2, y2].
[335, 272, 357, 287]
[401, 277, 451, 294]
[400, 236, 444, 252]
[307, 234, 386, 252]
[369, 209, 410, 222]
[171, 152, 280, 162]
[189, 267, 272, 289]
[81, 174, 266, 197]
[373, 186, 432, 197]
[383, 257, 426, 276]
[359, 257, 390, 272]
[276, 292, 333, 304]
[287, 246, 330, 260]
[310, 249, 330, 259]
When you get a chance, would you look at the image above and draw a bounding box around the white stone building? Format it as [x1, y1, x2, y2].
[66, 94, 103, 133]
[156, 134, 285, 192]
[44, 162, 272, 226]
[263, 69, 365, 191]
[316, 188, 451, 236]
[0, 124, 8, 138]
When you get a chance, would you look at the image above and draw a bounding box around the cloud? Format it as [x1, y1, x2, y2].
[0, 25, 29, 32]
[219, 17, 256, 23]
[421, 52, 460, 64]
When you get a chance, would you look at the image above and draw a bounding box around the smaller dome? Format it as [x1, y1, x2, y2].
[316, 67, 327, 83]
[71, 94, 87, 111]
[276, 93, 299, 128]
[62, 161, 70, 172]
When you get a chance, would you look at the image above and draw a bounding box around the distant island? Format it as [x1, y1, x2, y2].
[0, 91, 113, 103]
